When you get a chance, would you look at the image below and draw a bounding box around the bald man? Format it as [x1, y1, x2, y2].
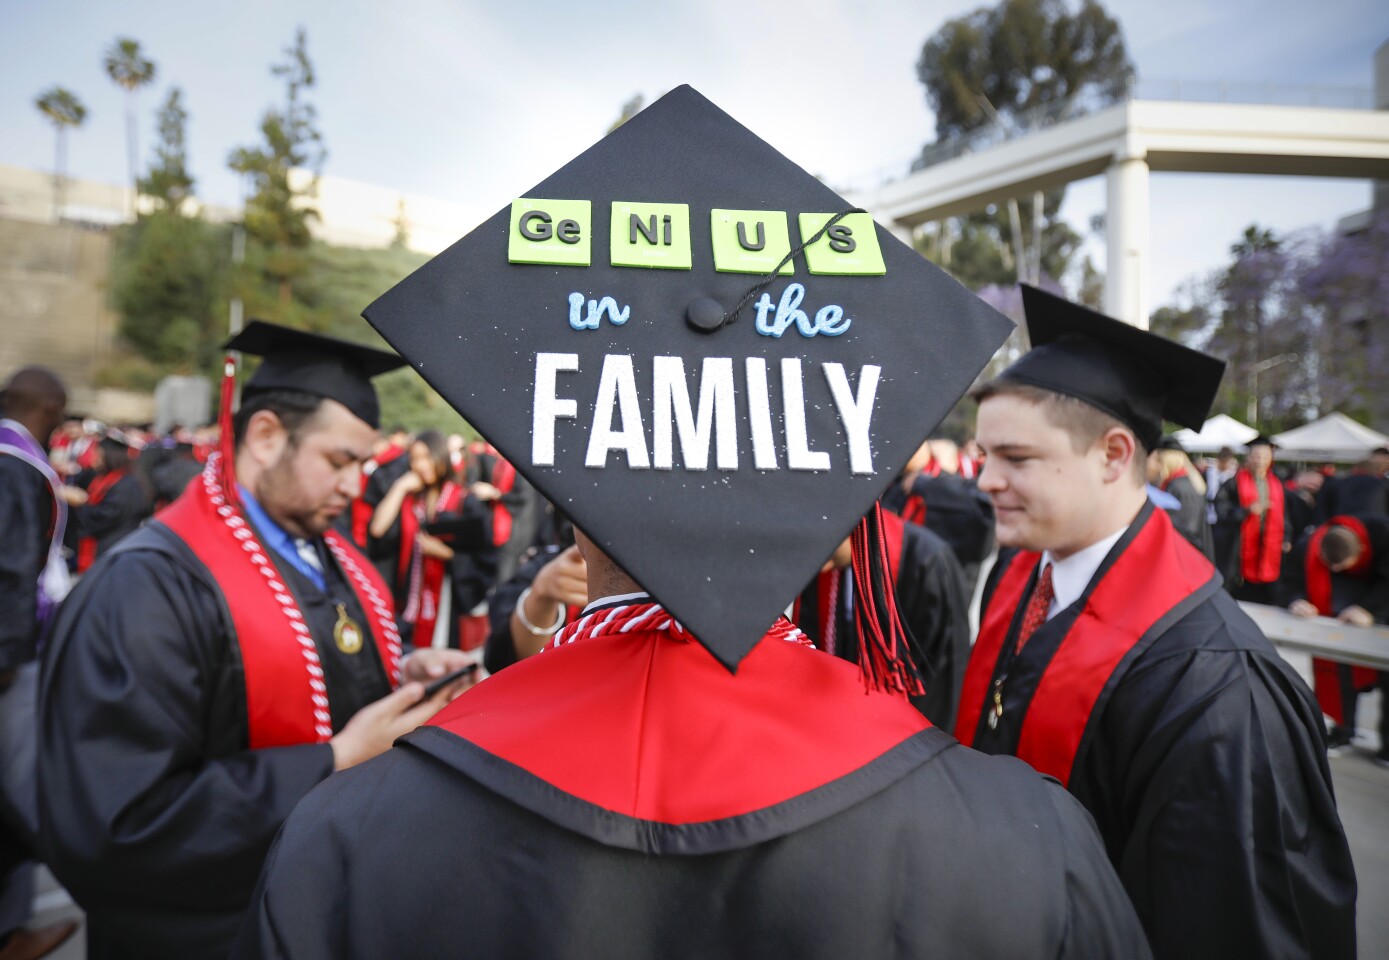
[0, 367, 79, 959]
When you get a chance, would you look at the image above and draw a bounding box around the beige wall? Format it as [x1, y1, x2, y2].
[0, 218, 140, 418]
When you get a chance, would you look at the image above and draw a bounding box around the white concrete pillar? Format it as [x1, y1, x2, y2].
[1104, 155, 1150, 328]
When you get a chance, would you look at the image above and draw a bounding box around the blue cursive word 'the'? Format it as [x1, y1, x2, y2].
[753, 283, 851, 338]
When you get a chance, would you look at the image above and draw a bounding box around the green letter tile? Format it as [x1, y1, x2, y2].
[610, 201, 691, 270]
[710, 209, 793, 275]
[798, 212, 885, 276]
[508, 198, 591, 266]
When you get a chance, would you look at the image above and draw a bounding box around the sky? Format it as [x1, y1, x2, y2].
[2, 0, 1386, 306]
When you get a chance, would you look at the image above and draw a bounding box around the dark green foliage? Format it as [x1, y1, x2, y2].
[140, 87, 194, 211]
[916, 0, 1133, 140]
[913, 1, 1130, 294]
[110, 212, 230, 372]
[227, 27, 325, 303]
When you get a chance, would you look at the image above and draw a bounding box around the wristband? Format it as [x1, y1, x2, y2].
[516, 586, 566, 636]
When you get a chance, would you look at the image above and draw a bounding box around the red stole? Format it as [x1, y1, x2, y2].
[76, 468, 127, 572]
[899, 460, 941, 527]
[429, 620, 928, 823]
[1159, 468, 1187, 492]
[400, 481, 464, 647]
[793, 512, 905, 653]
[1306, 516, 1379, 723]
[1236, 468, 1284, 583]
[160, 459, 402, 748]
[956, 508, 1215, 786]
[489, 457, 517, 547]
[350, 445, 403, 547]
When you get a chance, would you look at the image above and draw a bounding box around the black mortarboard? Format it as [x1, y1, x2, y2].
[224, 320, 405, 429]
[1156, 434, 1185, 452]
[998, 285, 1225, 451]
[1247, 435, 1277, 448]
[363, 85, 1012, 671]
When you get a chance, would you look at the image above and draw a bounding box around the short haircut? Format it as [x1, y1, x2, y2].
[971, 379, 1149, 480]
[1319, 526, 1360, 567]
[232, 390, 325, 449]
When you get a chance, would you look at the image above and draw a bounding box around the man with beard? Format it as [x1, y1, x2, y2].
[38, 323, 475, 959]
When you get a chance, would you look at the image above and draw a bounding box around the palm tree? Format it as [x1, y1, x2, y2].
[34, 87, 88, 220]
[104, 37, 156, 216]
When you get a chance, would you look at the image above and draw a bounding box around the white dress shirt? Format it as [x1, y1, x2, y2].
[1041, 527, 1127, 621]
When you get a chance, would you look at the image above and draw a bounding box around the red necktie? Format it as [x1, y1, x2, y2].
[1016, 563, 1054, 651]
[823, 570, 840, 656]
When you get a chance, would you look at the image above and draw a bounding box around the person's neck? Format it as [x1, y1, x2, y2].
[1051, 492, 1144, 562]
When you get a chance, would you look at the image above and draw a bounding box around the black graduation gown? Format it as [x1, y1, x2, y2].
[233, 624, 1151, 960]
[966, 510, 1357, 960]
[1282, 514, 1389, 619]
[793, 523, 970, 728]
[37, 518, 392, 960]
[0, 455, 53, 672]
[1161, 474, 1213, 559]
[69, 471, 150, 564]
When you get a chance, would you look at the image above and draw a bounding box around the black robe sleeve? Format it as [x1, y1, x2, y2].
[1071, 596, 1357, 960]
[482, 547, 553, 675]
[37, 541, 334, 939]
[896, 525, 970, 729]
[0, 458, 51, 671]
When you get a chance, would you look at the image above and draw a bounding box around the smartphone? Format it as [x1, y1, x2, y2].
[420, 663, 479, 700]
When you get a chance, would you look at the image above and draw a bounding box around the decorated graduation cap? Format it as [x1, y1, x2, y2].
[999, 285, 1226, 451]
[224, 320, 406, 429]
[363, 85, 1012, 677]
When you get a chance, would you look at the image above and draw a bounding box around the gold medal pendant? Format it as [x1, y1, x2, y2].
[334, 603, 364, 655]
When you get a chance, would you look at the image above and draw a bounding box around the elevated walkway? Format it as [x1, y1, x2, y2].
[857, 100, 1389, 325]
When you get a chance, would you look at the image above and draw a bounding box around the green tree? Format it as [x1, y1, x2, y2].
[104, 37, 157, 213]
[917, 0, 1133, 140]
[110, 213, 229, 373]
[140, 87, 194, 212]
[914, 0, 1132, 292]
[34, 86, 88, 219]
[228, 27, 326, 307]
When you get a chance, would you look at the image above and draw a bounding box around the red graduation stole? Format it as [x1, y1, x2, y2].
[1306, 516, 1379, 724]
[76, 468, 127, 573]
[1158, 467, 1187, 492]
[350, 443, 403, 547]
[793, 510, 905, 653]
[899, 459, 941, 527]
[159, 457, 402, 748]
[489, 456, 517, 547]
[429, 609, 927, 824]
[399, 481, 464, 647]
[956, 508, 1215, 786]
[1236, 468, 1284, 584]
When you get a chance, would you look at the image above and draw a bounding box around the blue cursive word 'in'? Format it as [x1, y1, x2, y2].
[568, 292, 631, 330]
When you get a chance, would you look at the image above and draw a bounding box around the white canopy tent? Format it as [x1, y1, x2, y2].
[1271, 412, 1389, 462]
[1171, 413, 1259, 454]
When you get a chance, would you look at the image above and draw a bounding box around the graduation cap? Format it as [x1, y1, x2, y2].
[363, 85, 1012, 673]
[224, 320, 406, 429]
[998, 285, 1226, 451]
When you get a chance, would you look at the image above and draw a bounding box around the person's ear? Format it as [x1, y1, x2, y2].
[1098, 427, 1138, 485]
[243, 410, 289, 467]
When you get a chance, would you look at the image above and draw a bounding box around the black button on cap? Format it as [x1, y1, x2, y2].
[685, 297, 725, 332]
